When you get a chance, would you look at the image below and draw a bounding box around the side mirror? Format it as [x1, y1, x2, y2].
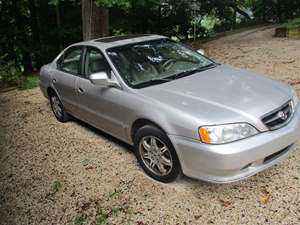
[89, 72, 119, 88]
[197, 49, 205, 55]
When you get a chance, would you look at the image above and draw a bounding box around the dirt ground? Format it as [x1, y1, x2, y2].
[0, 26, 299, 225]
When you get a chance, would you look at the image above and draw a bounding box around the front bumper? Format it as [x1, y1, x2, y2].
[169, 104, 300, 183]
[39, 82, 48, 98]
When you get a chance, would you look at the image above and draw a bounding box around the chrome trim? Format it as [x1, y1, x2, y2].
[262, 100, 294, 130]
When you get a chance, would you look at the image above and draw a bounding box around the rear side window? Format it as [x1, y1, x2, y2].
[59, 47, 83, 75]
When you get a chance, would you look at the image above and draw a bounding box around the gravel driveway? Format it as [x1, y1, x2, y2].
[1, 26, 299, 225]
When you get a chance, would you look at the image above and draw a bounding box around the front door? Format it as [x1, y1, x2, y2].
[75, 47, 127, 140]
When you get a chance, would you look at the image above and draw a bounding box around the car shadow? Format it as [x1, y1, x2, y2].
[71, 116, 134, 154]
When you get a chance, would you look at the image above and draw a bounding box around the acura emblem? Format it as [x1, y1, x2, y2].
[277, 111, 288, 120]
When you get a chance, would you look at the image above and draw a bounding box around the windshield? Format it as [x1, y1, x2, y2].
[107, 39, 215, 88]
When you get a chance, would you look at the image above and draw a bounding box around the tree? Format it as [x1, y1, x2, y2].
[49, 0, 63, 50]
[28, 0, 42, 68]
[82, 0, 109, 40]
[82, 0, 129, 40]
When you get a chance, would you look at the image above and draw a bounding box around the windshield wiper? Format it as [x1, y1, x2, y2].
[149, 77, 173, 82]
[134, 77, 173, 88]
[171, 63, 217, 80]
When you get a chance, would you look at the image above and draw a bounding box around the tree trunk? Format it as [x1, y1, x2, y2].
[55, 3, 63, 51]
[232, 0, 237, 29]
[262, 0, 267, 22]
[82, 0, 109, 41]
[28, 0, 42, 70]
[277, 0, 283, 23]
[11, 0, 33, 73]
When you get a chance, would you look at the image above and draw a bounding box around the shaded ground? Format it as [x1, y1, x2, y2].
[0, 26, 299, 225]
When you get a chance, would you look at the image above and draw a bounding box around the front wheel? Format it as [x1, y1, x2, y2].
[49, 91, 71, 122]
[134, 125, 181, 183]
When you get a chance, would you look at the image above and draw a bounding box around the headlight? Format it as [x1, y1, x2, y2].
[199, 123, 258, 144]
[291, 87, 299, 108]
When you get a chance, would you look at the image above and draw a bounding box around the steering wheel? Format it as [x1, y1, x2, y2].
[162, 59, 177, 70]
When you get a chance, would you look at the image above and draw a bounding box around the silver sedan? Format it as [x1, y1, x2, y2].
[40, 34, 300, 183]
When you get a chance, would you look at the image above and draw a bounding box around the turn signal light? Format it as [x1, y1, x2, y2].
[199, 127, 211, 144]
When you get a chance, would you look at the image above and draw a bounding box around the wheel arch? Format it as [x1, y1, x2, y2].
[47, 86, 65, 107]
[47, 86, 61, 100]
[130, 118, 169, 142]
[47, 86, 56, 97]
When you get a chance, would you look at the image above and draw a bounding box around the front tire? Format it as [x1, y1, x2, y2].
[134, 125, 181, 183]
[49, 91, 70, 122]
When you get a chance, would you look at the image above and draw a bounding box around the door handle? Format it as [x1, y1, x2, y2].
[78, 87, 84, 93]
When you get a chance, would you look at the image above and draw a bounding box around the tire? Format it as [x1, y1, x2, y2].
[134, 125, 181, 183]
[49, 90, 71, 122]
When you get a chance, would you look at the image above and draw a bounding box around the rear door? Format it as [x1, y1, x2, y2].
[75, 46, 127, 140]
[53, 46, 84, 114]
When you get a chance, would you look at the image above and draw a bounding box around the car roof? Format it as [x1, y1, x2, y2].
[72, 34, 167, 50]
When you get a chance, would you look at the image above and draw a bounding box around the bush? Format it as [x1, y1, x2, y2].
[0, 54, 39, 90]
[282, 18, 300, 29]
[18, 75, 39, 90]
[0, 54, 23, 83]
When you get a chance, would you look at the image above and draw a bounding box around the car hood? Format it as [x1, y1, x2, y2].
[137, 64, 291, 127]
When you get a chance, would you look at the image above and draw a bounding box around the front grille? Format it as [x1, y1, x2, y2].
[262, 101, 293, 130]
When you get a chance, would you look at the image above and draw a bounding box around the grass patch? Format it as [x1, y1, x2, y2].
[52, 180, 62, 193]
[108, 189, 121, 199]
[282, 18, 300, 29]
[18, 75, 39, 90]
[73, 214, 86, 225]
[96, 208, 109, 225]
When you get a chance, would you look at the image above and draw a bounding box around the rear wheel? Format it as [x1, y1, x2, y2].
[49, 91, 70, 122]
[134, 125, 181, 183]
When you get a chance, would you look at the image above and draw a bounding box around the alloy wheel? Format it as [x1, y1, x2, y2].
[139, 136, 173, 176]
[51, 95, 63, 119]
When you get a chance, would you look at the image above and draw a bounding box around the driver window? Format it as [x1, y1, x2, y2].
[85, 48, 110, 77]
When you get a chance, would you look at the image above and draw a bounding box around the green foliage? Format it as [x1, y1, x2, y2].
[94, 0, 130, 8]
[52, 180, 62, 193]
[108, 189, 121, 198]
[73, 214, 86, 225]
[283, 18, 300, 29]
[0, 55, 23, 83]
[18, 75, 39, 90]
[48, 0, 60, 5]
[110, 207, 120, 216]
[201, 15, 221, 32]
[95, 208, 109, 225]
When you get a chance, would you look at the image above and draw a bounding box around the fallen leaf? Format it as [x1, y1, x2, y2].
[219, 199, 232, 207]
[281, 59, 295, 64]
[194, 215, 201, 220]
[85, 166, 94, 170]
[289, 80, 300, 86]
[137, 221, 147, 225]
[260, 195, 270, 204]
[81, 202, 91, 211]
[261, 186, 269, 195]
